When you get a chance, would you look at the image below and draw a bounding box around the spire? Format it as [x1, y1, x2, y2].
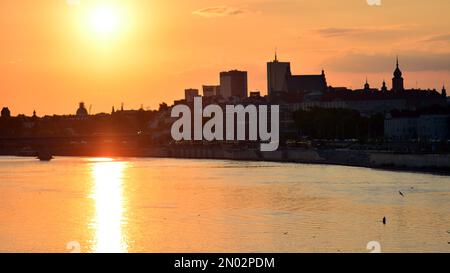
[274, 47, 278, 62]
[442, 84, 447, 97]
[364, 77, 370, 90]
[381, 79, 388, 92]
[393, 56, 403, 78]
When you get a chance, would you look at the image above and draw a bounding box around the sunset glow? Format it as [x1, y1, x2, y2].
[89, 5, 120, 36]
[0, 1, 449, 115]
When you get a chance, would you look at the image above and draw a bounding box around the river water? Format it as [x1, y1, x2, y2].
[0, 156, 449, 253]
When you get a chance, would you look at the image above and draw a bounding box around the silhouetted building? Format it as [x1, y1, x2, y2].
[364, 78, 371, 93]
[442, 85, 447, 98]
[267, 55, 327, 97]
[288, 72, 327, 93]
[202, 85, 220, 97]
[418, 114, 450, 141]
[381, 80, 388, 93]
[385, 110, 450, 141]
[392, 58, 405, 92]
[267, 53, 290, 95]
[76, 102, 88, 117]
[185, 89, 199, 103]
[1, 107, 11, 118]
[385, 111, 418, 140]
[220, 70, 248, 99]
[357, 78, 379, 94]
[287, 71, 328, 94]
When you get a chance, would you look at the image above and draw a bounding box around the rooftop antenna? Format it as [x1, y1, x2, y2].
[89, 104, 92, 115]
[274, 47, 278, 62]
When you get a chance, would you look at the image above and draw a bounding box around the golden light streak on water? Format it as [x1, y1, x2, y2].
[0, 157, 449, 253]
[90, 160, 128, 253]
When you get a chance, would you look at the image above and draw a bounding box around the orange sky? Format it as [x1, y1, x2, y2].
[1, 0, 449, 115]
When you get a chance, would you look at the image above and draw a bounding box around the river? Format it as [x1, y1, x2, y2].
[0, 156, 449, 253]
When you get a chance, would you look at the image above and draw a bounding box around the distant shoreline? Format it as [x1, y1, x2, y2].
[2, 134, 449, 175]
[2, 149, 450, 176]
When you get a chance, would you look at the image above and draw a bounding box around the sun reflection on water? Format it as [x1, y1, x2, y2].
[90, 159, 128, 253]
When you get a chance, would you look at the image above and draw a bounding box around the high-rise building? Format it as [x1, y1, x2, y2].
[267, 53, 291, 95]
[185, 88, 199, 103]
[219, 70, 248, 99]
[202, 85, 220, 97]
[392, 57, 405, 92]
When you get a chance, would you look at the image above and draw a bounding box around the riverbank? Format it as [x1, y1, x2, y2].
[3, 145, 450, 175]
[1, 135, 449, 174]
[155, 147, 450, 175]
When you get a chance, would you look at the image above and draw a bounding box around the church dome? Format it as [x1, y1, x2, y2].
[394, 66, 402, 78]
[393, 58, 402, 78]
[76, 102, 88, 116]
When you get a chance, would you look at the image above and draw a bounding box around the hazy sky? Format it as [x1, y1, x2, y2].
[1, 0, 450, 115]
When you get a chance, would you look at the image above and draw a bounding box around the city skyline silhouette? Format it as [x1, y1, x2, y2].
[1, 1, 449, 115]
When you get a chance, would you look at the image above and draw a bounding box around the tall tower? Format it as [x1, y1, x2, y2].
[392, 57, 404, 92]
[363, 78, 371, 93]
[442, 85, 447, 98]
[267, 51, 291, 96]
[381, 80, 388, 93]
[220, 70, 248, 99]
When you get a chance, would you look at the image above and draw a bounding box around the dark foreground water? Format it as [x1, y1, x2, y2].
[0, 156, 449, 253]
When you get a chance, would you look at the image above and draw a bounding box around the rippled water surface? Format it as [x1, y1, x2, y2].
[0, 156, 449, 253]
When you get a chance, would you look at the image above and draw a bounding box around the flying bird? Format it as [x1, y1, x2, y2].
[399, 191, 404, 197]
[382, 217, 386, 225]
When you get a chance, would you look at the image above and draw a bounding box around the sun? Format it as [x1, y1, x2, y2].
[89, 5, 120, 35]
[73, 1, 133, 43]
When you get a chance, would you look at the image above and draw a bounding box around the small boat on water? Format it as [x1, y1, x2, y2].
[37, 151, 54, 161]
